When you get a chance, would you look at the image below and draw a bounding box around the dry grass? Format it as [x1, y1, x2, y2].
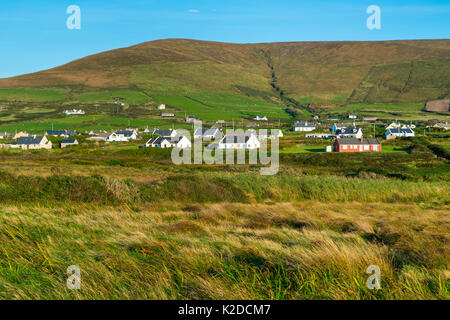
[0, 201, 448, 300]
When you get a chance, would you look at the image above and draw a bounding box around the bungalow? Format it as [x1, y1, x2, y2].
[363, 116, 378, 121]
[293, 121, 316, 132]
[194, 128, 223, 140]
[107, 130, 138, 142]
[60, 139, 79, 148]
[45, 130, 76, 138]
[217, 133, 260, 150]
[385, 128, 415, 138]
[86, 132, 110, 142]
[431, 122, 450, 131]
[16, 135, 53, 150]
[186, 116, 199, 123]
[334, 137, 381, 152]
[87, 130, 107, 136]
[153, 129, 178, 138]
[157, 104, 166, 110]
[145, 135, 191, 149]
[348, 114, 357, 119]
[64, 109, 85, 115]
[13, 132, 30, 139]
[254, 115, 268, 121]
[331, 123, 353, 132]
[385, 122, 402, 130]
[336, 127, 363, 139]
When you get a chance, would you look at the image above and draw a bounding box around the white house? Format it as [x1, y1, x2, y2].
[153, 129, 178, 138]
[107, 130, 138, 142]
[348, 114, 357, 119]
[254, 115, 268, 121]
[157, 104, 166, 110]
[218, 134, 260, 150]
[15, 135, 53, 150]
[336, 127, 363, 139]
[194, 128, 223, 140]
[331, 123, 353, 132]
[385, 128, 415, 138]
[64, 109, 85, 115]
[293, 121, 316, 132]
[145, 135, 191, 149]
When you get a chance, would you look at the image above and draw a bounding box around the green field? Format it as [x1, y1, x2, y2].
[0, 136, 448, 300]
[0, 88, 66, 102]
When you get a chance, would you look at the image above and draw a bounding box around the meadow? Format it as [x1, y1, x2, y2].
[0, 133, 448, 300]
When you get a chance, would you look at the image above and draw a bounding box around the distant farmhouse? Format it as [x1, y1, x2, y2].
[60, 139, 79, 148]
[145, 136, 191, 149]
[385, 128, 415, 139]
[86, 132, 110, 142]
[13, 132, 31, 139]
[186, 116, 199, 123]
[45, 130, 77, 138]
[64, 109, 85, 115]
[385, 122, 402, 130]
[194, 128, 223, 140]
[153, 129, 179, 138]
[9, 135, 53, 150]
[217, 133, 260, 150]
[254, 116, 268, 121]
[336, 127, 363, 139]
[293, 121, 316, 132]
[331, 123, 353, 132]
[334, 137, 381, 152]
[363, 116, 378, 121]
[348, 114, 357, 119]
[107, 129, 138, 142]
[157, 104, 166, 110]
[161, 113, 175, 117]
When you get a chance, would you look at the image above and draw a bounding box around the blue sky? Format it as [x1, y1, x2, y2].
[0, 0, 449, 78]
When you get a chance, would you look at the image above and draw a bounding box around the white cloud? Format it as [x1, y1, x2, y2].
[188, 9, 200, 13]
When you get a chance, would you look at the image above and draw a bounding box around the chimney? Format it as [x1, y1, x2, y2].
[360, 136, 364, 142]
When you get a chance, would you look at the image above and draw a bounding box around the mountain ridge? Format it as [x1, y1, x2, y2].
[1, 38, 449, 104]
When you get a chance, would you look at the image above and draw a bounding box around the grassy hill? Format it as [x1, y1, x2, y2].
[0, 39, 449, 124]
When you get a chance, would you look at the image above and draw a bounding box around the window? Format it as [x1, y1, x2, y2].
[343, 145, 347, 150]
[364, 145, 369, 151]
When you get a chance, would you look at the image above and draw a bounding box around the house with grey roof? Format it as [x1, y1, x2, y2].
[293, 121, 316, 132]
[15, 135, 53, 150]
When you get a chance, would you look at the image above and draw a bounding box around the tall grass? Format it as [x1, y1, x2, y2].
[0, 201, 447, 299]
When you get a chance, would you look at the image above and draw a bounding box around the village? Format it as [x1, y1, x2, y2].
[0, 105, 448, 155]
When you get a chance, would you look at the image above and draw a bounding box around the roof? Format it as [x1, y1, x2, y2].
[61, 139, 77, 144]
[46, 130, 76, 136]
[294, 121, 315, 127]
[337, 127, 361, 135]
[337, 138, 380, 145]
[221, 135, 251, 144]
[17, 136, 44, 145]
[194, 128, 220, 136]
[387, 128, 414, 134]
[115, 130, 134, 137]
[153, 129, 175, 137]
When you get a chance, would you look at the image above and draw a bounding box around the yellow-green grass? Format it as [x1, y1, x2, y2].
[0, 88, 66, 102]
[280, 145, 327, 154]
[0, 201, 447, 299]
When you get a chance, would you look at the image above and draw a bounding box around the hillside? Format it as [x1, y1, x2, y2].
[0, 39, 449, 111]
